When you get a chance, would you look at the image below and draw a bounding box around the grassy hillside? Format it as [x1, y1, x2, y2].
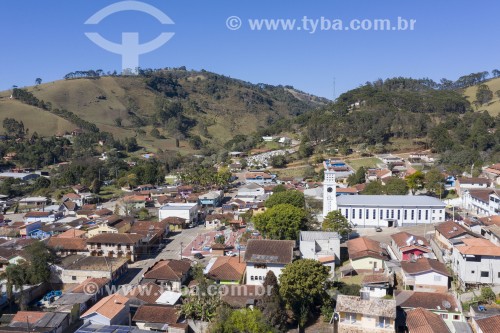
[463, 77, 500, 116]
[0, 69, 327, 152]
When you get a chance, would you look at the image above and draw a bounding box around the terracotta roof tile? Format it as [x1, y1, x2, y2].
[347, 237, 389, 261]
[81, 294, 129, 320]
[396, 291, 459, 312]
[132, 304, 181, 324]
[401, 258, 450, 277]
[475, 314, 500, 333]
[207, 257, 246, 282]
[456, 238, 500, 256]
[243, 239, 294, 265]
[87, 233, 142, 244]
[435, 221, 470, 240]
[405, 307, 451, 333]
[72, 277, 110, 293]
[144, 259, 191, 281]
[122, 283, 163, 304]
[47, 237, 87, 251]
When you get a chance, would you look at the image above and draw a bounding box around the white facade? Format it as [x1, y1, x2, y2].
[451, 246, 500, 287]
[403, 271, 448, 292]
[461, 190, 499, 216]
[245, 263, 285, 285]
[299, 231, 341, 265]
[159, 203, 198, 223]
[360, 285, 387, 298]
[323, 170, 337, 217]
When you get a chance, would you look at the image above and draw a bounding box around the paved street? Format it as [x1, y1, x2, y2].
[115, 225, 203, 286]
[353, 223, 440, 244]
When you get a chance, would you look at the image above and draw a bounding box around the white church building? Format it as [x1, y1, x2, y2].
[323, 170, 446, 228]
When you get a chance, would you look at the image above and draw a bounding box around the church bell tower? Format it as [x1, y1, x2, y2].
[323, 170, 337, 217]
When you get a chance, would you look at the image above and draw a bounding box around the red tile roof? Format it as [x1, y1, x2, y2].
[47, 237, 87, 251]
[401, 258, 450, 277]
[144, 259, 191, 281]
[82, 294, 129, 320]
[347, 237, 389, 261]
[122, 283, 163, 304]
[405, 307, 451, 333]
[12, 311, 46, 324]
[391, 231, 429, 248]
[132, 304, 182, 324]
[72, 277, 110, 293]
[456, 238, 500, 256]
[474, 314, 500, 333]
[207, 257, 246, 282]
[243, 239, 295, 265]
[87, 233, 143, 245]
[435, 221, 470, 240]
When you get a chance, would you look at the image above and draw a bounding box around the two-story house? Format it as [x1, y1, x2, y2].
[86, 233, 143, 262]
[299, 231, 341, 271]
[396, 291, 467, 332]
[244, 239, 295, 285]
[390, 231, 432, 261]
[400, 258, 450, 292]
[198, 190, 224, 207]
[335, 294, 396, 333]
[451, 238, 500, 288]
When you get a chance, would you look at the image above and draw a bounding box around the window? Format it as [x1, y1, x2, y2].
[397, 210, 401, 220]
[359, 209, 362, 219]
[352, 209, 356, 219]
[386, 210, 389, 219]
[380, 210, 383, 219]
[344, 312, 357, 324]
[404, 210, 407, 220]
[418, 210, 422, 219]
[373, 209, 376, 219]
[250, 276, 255, 281]
[72, 276, 77, 281]
[391, 210, 394, 219]
[378, 317, 390, 328]
[366, 209, 369, 219]
[481, 271, 489, 278]
[425, 210, 429, 220]
[453, 315, 460, 320]
[411, 210, 415, 220]
[433, 210, 435, 213]
[471, 270, 475, 274]
[345, 209, 349, 218]
[441, 314, 448, 319]
[498, 272, 500, 278]
[259, 276, 263, 280]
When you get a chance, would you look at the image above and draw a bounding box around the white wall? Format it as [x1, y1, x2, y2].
[452, 250, 500, 286]
[246, 263, 285, 285]
[339, 207, 445, 227]
[159, 204, 198, 223]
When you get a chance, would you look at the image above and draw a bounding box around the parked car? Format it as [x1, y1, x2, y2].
[226, 251, 237, 257]
[194, 253, 204, 259]
[375, 227, 383, 232]
[217, 225, 226, 231]
[251, 231, 260, 236]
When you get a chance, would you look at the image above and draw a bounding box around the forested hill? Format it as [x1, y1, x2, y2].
[0, 68, 328, 153]
[287, 75, 500, 173]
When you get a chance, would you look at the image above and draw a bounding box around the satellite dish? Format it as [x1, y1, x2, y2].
[417, 239, 424, 246]
[442, 301, 451, 309]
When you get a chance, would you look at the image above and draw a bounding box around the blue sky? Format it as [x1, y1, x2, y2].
[0, 0, 499, 98]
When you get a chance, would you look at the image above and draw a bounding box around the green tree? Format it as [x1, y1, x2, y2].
[384, 177, 408, 195]
[322, 210, 352, 237]
[211, 308, 276, 333]
[90, 178, 101, 194]
[279, 259, 330, 331]
[347, 167, 366, 186]
[265, 190, 305, 209]
[270, 155, 287, 168]
[406, 171, 425, 194]
[253, 204, 307, 240]
[33, 177, 51, 191]
[476, 84, 493, 105]
[24, 241, 55, 284]
[362, 180, 384, 195]
[258, 271, 287, 332]
[424, 168, 444, 197]
[480, 287, 496, 304]
[215, 235, 225, 244]
[272, 184, 287, 193]
[35, 78, 42, 85]
[298, 142, 314, 159]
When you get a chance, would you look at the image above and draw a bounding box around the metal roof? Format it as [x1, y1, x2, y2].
[337, 195, 445, 207]
[300, 231, 340, 241]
